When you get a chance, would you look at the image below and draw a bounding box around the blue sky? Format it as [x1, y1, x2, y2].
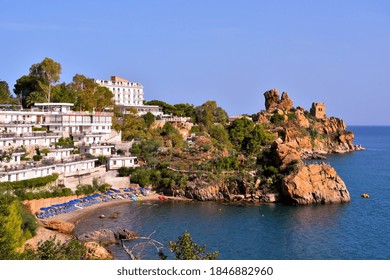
[1, 0, 390, 125]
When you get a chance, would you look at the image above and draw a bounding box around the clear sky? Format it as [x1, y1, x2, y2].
[1, 0, 390, 125]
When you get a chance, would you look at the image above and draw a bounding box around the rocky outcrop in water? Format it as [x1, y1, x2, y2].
[281, 163, 350, 205]
[185, 185, 228, 201]
[183, 176, 282, 203]
[78, 229, 116, 245]
[77, 228, 137, 245]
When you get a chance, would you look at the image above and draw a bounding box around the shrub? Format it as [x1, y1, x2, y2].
[32, 127, 47, 132]
[287, 113, 297, 121]
[270, 114, 284, 126]
[189, 126, 201, 134]
[32, 155, 42, 161]
[117, 167, 133, 177]
[309, 127, 319, 140]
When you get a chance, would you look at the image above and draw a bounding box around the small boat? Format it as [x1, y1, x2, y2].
[361, 193, 370, 198]
[158, 195, 168, 201]
[130, 194, 138, 201]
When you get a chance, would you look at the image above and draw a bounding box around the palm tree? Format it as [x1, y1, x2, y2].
[25, 91, 47, 108]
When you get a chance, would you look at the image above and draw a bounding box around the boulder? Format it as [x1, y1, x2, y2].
[271, 140, 301, 171]
[77, 229, 116, 245]
[185, 185, 228, 201]
[109, 213, 119, 219]
[41, 220, 75, 234]
[114, 229, 138, 240]
[263, 89, 293, 112]
[294, 108, 310, 128]
[84, 242, 113, 260]
[264, 89, 280, 111]
[281, 163, 350, 205]
[279, 92, 293, 111]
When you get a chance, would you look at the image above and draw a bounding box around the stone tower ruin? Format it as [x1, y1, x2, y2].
[310, 102, 326, 119]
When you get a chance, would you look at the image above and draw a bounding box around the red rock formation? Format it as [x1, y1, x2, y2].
[281, 163, 350, 205]
[41, 219, 75, 234]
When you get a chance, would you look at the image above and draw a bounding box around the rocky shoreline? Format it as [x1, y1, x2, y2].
[23, 194, 188, 259]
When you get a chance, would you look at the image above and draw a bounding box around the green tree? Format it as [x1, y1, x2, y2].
[29, 57, 62, 102]
[0, 81, 16, 104]
[130, 138, 162, 166]
[145, 100, 175, 115]
[94, 86, 115, 111]
[119, 110, 148, 140]
[25, 91, 47, 107]
[13, 75, 41, 107]
[130, 168, 151, 187]
[194, 101, 228, 130]
[52, 83, 77, 104]
[69, 74, 114, 111]
[161, 122, 184, 148]
[173, 103, 195, 120]
[22, 237, 88, 260]
[0, 195, 38, 259]
[243, 124, 275, 153]
[228, 118, 255, 149]
[142, 112, 155, 127]
[168, 231, 219, 260]
[209, 123, 232, 149]
[69, 74, 95, 111]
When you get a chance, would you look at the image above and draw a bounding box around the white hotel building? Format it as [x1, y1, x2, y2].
[95, 76, 162, 116]
[0, 103, 137, 184]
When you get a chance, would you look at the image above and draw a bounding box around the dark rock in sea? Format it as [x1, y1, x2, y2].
[114, 228, 138, 240]
[77, 228, 138, 245]
[77, 229, 116, 245]
[109, 213, 119, 219]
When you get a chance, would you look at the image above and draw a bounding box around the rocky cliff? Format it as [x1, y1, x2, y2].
[261, 89, 361, 157]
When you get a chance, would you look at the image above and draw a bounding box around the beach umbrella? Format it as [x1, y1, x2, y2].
[144, 187, 150, 191]
[138, 187, 143, 191]
[124, 189, 130, 192]
[40, 207, 49, 211]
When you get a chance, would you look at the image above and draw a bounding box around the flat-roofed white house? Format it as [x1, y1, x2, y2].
[33, 103, 113, 137]
[79, 144, 114, 157]
[55, 158, 97, 176]
[0, 164, 56, 183]
[0, 148, 24, 166]
[0, 133, 61, 148]
[107, 156, 138, 170]
[46, 147, 74, 161]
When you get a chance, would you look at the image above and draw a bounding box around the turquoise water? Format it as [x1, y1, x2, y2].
[74, 126, 390, 259]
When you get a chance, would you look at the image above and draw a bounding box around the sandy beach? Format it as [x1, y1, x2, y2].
[24, 193, 189, 249]
[53, 193, 163, 224]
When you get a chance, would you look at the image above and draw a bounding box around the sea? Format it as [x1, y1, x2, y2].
[73, 126, 390, 260]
